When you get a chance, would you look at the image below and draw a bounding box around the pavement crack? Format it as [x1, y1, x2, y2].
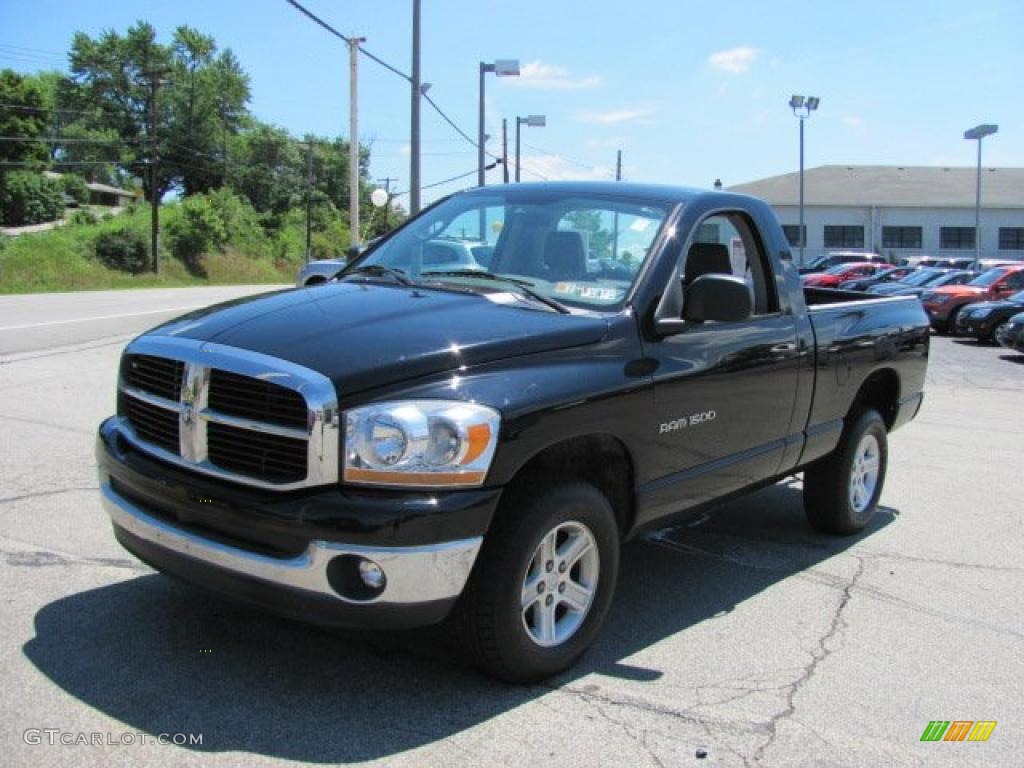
[860, 549, 1024, 574]
[750, 557, 865, 764]
[0, 413, 96, 436]
[0, 486, 99, 506]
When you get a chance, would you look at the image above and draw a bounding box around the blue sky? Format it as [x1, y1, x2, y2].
[2, 0, 1022, 210]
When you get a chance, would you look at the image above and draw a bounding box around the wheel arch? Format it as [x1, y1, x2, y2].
[498, 434, 636, 538]
[850, 368, 900, 429]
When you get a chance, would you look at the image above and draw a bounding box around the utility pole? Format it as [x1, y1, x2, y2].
[349, 37, 365, 248]
[409, 0, 421, 214]
[377, 176, 398, 195]
[501, 119, 509, 183]
[305, 138, 314, 264]
[144, 69, 170, 275]
[612, 149, 623, 260]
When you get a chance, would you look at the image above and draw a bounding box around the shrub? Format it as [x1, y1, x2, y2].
[70, 208, 98, 226]
[61, 174, 90, 206]
[0, 171, 63, 226]
[94, 228, 150, 273]
[166, 194, 227, 276]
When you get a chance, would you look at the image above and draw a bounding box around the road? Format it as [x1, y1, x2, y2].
[0, 285, 286, 356]
[1, 287, 1021, 767]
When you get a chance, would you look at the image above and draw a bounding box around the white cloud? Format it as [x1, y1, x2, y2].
[842, 115, 865, 129]
[575, 107, 657, 125]
[516, 154, 614, 182]
[503, 61, 601, 91]
[708, 46, 759, 74]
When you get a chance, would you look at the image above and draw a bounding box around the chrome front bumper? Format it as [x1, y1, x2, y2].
[100, 480, 482, 613]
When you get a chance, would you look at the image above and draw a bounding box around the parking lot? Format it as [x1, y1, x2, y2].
[1, 287, 1021, 767]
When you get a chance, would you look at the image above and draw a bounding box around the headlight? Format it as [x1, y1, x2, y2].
[344, 400, 500, 488]
[931, 295, 951, 304]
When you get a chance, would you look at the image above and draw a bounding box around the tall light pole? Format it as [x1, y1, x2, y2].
[409, 0, 421, 214]
[789, 94, 820, 266]
[478, 59, 519, 187]
[515, 114, 545, 182]
[964, 124, 998, 269]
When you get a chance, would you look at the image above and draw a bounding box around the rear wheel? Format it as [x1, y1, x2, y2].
[945, 305, 963, 335]
[454, 482, 620, 682]
[804, 409, 888, 535]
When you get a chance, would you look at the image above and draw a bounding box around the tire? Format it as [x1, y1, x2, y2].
[803, 409, 888, 535]
[945, 305, 963, 335]
[454, 481, 620, 683]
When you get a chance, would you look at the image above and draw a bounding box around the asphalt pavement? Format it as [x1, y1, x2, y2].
[0, 286, 1021, 767]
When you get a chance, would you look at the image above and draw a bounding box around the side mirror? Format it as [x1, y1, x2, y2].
[683, 274, 753, 323]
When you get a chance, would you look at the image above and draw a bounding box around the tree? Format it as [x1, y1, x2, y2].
[63, 22, 250, 202]
[66, 21, 173, 202]
[0, 69, 50, 163]
[228, 121, 303, 217]
[164, 27, 250, 195]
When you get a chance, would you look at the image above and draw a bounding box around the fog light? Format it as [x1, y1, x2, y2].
[358, 559, 386, 590]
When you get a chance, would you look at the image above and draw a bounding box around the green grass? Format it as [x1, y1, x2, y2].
[0, 206, 303, 294]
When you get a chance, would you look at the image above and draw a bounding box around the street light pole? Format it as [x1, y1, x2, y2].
[789, 95, 819, 266]
[515, 115, 545, 182]
[477, 60, 520, 187]
[964, 124, 998, 269]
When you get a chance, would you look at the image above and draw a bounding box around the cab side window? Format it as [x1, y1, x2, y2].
[686, 212, 778, 316]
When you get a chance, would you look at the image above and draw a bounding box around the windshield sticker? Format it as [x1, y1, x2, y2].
[554, 283, 623, 302]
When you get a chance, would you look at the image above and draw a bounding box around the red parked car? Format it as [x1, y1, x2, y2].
[802, 262, 885, 289]
[921, 264, 1024, 333]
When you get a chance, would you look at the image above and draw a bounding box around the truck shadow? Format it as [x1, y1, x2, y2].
[24, 482, 894, 763]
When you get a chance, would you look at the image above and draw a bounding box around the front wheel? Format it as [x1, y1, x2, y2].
[454, 482, 620, 682]
[803, 409, 888, 535]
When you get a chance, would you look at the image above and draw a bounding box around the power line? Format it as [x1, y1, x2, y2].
[520, 140, 614, 178]
[0, 42, 67, 56]
[0, 135, 139, 145]
[395, 160, 503, 196]
[0, 160, 139, 167]
[282, 0, 411, 82]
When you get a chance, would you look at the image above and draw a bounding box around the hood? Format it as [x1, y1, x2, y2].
[146, 282, 609, 394]
[930, 285, 985, 297]
[968, 298, 1024, 313]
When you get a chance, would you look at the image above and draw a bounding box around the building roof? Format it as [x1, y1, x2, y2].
[42, 170, 135, 198]
[728, 165, 1024, 209]
[86, 181, 135, 197]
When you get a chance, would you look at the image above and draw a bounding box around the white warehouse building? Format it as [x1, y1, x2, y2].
[728, 165, 1024, 266]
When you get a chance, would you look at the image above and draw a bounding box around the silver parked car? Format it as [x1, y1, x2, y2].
[296, 238, 487, 287]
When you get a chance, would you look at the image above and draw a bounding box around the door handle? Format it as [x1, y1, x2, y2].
[770, 343, 797, 354]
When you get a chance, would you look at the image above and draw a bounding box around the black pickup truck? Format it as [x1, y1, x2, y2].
[97, 182, 928, 682]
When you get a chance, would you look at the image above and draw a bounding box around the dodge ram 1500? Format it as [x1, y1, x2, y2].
[97, 182, 929, 681]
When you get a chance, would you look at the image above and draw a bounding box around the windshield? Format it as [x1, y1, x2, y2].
[350, 190, 669, 311]
[935, 271, 972, 286]
[1009, 290, 1024, 303]
[969, 268, 1008, 288]
[901, 269, 942, 286]
[824, 264, 855, 275]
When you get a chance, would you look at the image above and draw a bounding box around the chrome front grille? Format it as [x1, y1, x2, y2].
[208, 369, 308, 429]
[116, 336, 339, 490]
